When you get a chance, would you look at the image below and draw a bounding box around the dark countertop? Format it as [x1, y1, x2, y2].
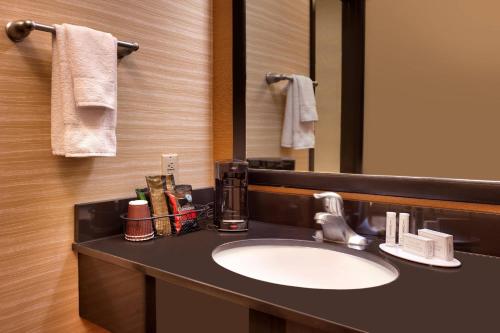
[74, 221, 500, 333]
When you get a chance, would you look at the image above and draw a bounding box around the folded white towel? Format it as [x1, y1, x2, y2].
[281, 75, 318, 149]
[51, 24, 118, 157]
[296, 75, 318, 122]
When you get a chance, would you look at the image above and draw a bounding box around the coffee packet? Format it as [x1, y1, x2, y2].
[165, 184, 199, 235]
[145, 175, 172, 236]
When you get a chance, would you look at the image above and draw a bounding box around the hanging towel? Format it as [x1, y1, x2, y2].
[281, 75, 318, 149]
[51, 24, 118, 157]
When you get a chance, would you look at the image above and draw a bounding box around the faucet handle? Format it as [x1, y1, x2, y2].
[313, 192, 344, 216]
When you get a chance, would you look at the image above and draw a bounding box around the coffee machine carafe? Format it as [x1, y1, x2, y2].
[214, 160, 249, 231]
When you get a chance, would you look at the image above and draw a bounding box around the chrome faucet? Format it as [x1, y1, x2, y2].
[313, 192, 368, 246]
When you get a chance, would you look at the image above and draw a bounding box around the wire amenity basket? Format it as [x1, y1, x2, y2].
[120, 203, 213, 241]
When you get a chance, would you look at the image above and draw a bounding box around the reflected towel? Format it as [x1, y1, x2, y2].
[281, 75, 318, 149]
[51, 24, 117, 157]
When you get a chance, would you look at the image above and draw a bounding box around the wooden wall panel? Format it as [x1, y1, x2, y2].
[0, 0, 212, 332]
[249, 185, 500, 215]
[245, 0, 310, 171]
[213, 0, 233, 161]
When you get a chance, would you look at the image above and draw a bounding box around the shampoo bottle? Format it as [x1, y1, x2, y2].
[386, 212, 397, 245]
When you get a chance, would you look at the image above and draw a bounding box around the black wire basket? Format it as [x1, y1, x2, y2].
[120, 202, 213, 241]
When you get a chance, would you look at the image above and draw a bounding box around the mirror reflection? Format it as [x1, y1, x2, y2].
[246, 0, 341, 172]
[245, 0, 500, 181]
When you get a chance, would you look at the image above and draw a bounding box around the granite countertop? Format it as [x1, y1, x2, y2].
[73, 221, 500, 333]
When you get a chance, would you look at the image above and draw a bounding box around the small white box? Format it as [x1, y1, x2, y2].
[418, 229, 454, 261]
[402, 233, 434, 258]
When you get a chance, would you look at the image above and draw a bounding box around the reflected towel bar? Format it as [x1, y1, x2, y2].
[5, 20, 139, 58]
[266, 72, 318, 87]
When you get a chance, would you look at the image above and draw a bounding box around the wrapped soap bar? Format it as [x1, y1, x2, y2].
[418, 229, 454, 261]
[145, 175, 171, 236]
[403, 233, 434, 258]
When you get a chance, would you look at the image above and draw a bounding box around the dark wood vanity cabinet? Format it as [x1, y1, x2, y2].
[79, 254, 333, 333]
[78, 254, 149, 333]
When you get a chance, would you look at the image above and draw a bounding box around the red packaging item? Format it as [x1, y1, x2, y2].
[165, 185, 199, 235]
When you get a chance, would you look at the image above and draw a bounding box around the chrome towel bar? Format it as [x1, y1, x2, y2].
[5, 20, 139, 58]
[266, 72, 318, 87]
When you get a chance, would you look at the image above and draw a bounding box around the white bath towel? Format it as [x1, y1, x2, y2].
[51, 24, 117, 157]
[281, 75, 318, 149]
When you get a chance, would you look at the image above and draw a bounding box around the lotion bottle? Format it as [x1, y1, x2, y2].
[398, 213, 410, 245]
[386, 212, 397, 245]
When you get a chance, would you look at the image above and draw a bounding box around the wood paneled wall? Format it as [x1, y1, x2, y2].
[0, 1, 212, 332]
[249, 185, 500, 215]
[245, 0, 310, 171]
[213, 0, 233, 161]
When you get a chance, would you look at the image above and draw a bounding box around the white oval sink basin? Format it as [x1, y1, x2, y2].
[212, 239, 398, 290]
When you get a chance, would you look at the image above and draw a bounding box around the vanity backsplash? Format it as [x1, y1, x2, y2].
[75, 187, 500, 257]
[249, 190, 500, 257]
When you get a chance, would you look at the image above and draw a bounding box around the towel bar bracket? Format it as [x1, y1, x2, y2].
[5, 19, 139, 58]
[6, 20, 51, 42]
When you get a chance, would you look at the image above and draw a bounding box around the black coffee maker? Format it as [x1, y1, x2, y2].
[214, 160, 249, 232]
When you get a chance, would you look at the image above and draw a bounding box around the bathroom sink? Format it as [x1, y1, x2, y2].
[212, 239, 398, 290]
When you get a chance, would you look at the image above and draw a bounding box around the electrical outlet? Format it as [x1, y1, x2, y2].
[161, 153, 179, 182]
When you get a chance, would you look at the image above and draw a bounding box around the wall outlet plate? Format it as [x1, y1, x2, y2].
[161, 153, 179, 182]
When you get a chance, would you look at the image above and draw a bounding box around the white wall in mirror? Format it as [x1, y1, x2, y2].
[364, 0, 500, 181]
[314, 0, 342, 172]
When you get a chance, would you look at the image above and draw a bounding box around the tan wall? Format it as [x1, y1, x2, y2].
[0, 1, 212, 332]
[364, 0, 500, 180]
[245, 0, 310, 171]
[314, 0, 342, 173]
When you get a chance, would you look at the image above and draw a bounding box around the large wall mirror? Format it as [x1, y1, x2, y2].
[237, 0, 500, 182]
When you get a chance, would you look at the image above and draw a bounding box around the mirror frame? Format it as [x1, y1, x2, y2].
[231, 0, 500, 204]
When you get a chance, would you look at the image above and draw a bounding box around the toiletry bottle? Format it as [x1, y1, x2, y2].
[386, 212, 397, 245]
[398, 213, 410, 245]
